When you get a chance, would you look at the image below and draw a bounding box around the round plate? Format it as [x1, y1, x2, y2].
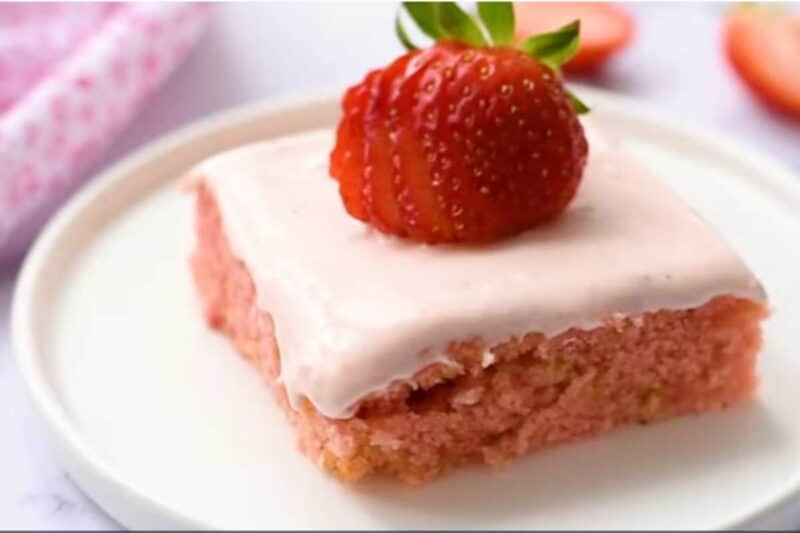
[12, 88, 800, 529]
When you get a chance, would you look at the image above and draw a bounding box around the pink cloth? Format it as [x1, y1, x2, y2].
[0, 3, 210, 261]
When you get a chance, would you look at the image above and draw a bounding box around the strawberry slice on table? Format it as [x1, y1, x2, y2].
[513, 2, 634, 73]
[330, 1, 590, 245]
[724, 6, 800, 119]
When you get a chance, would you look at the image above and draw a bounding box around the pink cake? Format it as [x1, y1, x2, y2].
[188, 126, 768, 484]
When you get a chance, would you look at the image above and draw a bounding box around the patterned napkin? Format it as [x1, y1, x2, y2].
[0, 3, 211, 261]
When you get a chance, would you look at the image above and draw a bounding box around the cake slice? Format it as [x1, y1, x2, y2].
[188, 126, 767, 484]
[189, 6, 767, 484]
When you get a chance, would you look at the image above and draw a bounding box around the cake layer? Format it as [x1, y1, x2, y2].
[191, 184, 768, 483]
[188, 125, 766, 418]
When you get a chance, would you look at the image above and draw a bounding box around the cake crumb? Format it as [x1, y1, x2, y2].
[452, 387, 483, 406]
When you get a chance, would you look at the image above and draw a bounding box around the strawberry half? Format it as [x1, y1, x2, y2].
[514, 2, 634, 73]
[724, 5, 800, 119]
[330, 1, 589, 244]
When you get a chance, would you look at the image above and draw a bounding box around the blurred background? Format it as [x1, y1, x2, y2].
[0, 2, 799, 529]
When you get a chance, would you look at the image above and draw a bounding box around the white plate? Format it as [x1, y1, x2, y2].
[11, 88, 800, 530]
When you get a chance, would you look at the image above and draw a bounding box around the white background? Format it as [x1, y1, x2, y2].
[1, 3, 798, 528]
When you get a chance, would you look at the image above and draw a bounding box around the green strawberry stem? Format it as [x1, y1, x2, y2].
[395, 1, 590, 114]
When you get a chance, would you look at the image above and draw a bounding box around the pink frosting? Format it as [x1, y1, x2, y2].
[192, 126, 766, 419]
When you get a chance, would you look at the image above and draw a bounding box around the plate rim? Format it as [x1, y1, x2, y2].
[11, 85, 800, 530]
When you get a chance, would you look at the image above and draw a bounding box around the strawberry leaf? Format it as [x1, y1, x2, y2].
[435, 2, 488, 47]
[403, 2, 442, 40]
[519, 20, 580, 71]
[477, 2, 515, 46]
[395, 12, 418, 51]
[396, 3, 591, 116]
[567, 90, 590, 114]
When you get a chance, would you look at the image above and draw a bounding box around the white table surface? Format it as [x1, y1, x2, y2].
[1, 3, 799, 529]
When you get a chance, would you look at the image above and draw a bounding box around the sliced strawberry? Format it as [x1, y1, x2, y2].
[391, 47, 457, 241]
[330, 2, 590, 244]
[514, 2, 634, 73]
[331, 69, 379, 222]
[362, 56, 415, 234]
[724, 6, 800, 119]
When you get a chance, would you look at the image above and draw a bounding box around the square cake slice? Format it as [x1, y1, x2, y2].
[188, 127, 767, 484]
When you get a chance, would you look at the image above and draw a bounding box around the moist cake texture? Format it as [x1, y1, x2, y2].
[189, 126, 768, 483]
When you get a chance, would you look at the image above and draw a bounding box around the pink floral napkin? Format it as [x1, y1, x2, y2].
[0, 3, 211, 261]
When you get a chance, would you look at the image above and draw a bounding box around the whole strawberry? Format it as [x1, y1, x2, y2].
[330, 2, 589, 244]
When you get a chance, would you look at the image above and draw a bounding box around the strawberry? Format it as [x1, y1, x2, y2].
[514, 2, 634, 73]
[724, 6, 800, 119]
[330, 2, 589, 244]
